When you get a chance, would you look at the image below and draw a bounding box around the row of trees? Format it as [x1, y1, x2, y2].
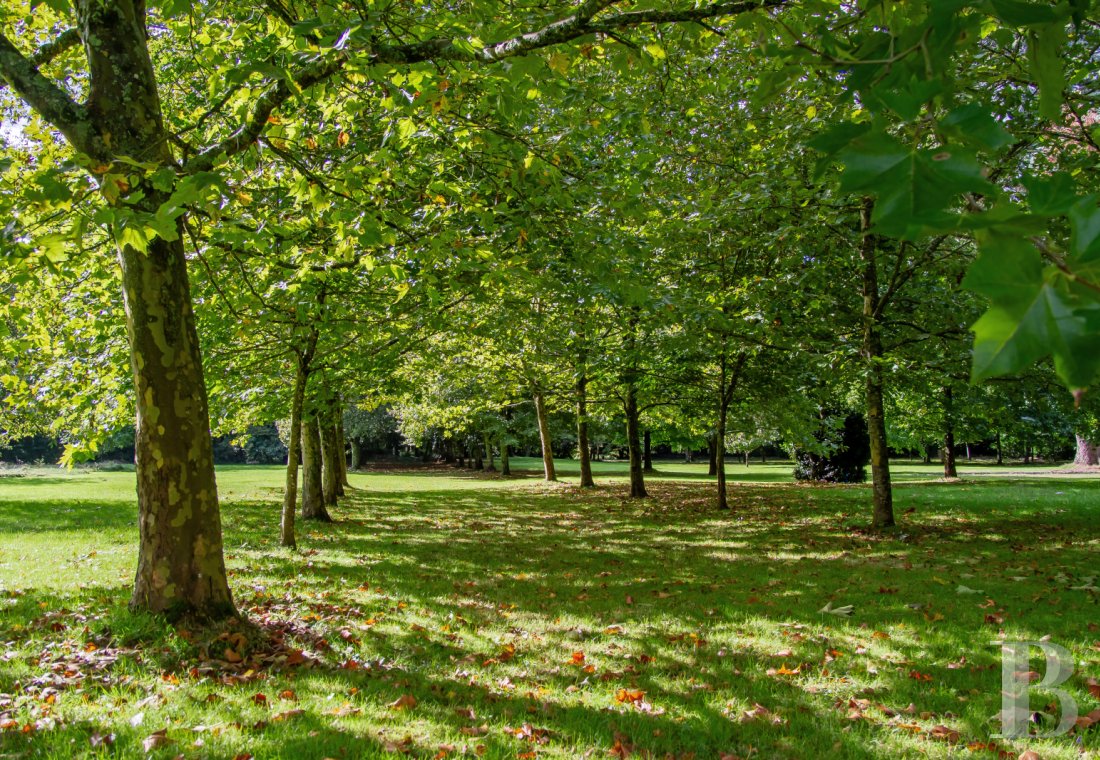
[1, 0, 1098, 618]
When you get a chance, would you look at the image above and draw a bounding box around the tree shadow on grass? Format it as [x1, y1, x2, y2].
[0, 498, 138, 534]
[2, 476, 1098, 757]
[0, 586, 957, 759]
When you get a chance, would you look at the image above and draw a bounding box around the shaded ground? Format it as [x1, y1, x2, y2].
[0, 463, 1098, 758]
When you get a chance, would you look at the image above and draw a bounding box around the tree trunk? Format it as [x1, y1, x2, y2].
[716, 403, 729, 509]
[500, 439, 510, 475]
[534, 391, 557, 481]
[625, 381, 647, 499]
[320, 416, 340, 507]
[995, 431, 1003, 465]
[350, 439, 362, 470]
[335, 407, 348, 492]
[760, 448, 766, 464]
[861, 197, 895, 529]
[576, 358, 595, 488]
[707, 436, 718, 476]
[922, 446, 931, 465]
[942, 386, 958, 478]
[121, 232, 235, 617]
[281, 355, 310, 550]
[473, 439, 483, 470]
[643, 430, 654, 473]
[301, 416, 330, 521]
[483, 432, 496, 472]
[24, 0, 237, 618]
[1074, 435, 1099, 466]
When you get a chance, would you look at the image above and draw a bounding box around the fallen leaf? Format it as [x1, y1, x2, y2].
[615, 689, 645, 704]
[142, 729, 172, 752]
[389, 694, 418, 710]
[929, 725, 960, 743]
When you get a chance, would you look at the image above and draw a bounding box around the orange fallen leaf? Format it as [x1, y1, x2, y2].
[389, 694, 418, 710]
[766, 664, 801, 676]
[615, 689, 645, 704]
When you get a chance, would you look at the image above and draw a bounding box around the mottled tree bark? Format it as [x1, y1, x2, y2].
[575, 355, 595, 488]
[301, 416, 330, 521]
[123, 232, 234, 617]
[860, 199, 895, 528]
[500, 439, 510, 476]
[715, 403, 729, 509]
[60, 0, 235, 617]
[942, 386, 958, 478]
[281, 353, 312, 549]
[623, 311, 646, 499]
[707, 436, 718, 476]
[534, 391, 557, 482]
[335, 407, 348, 492]
[625, 382, 647, 499]
[643, 430, 654, 473]
[320, 416, 340, 507]
[1074, 435, 1098, 466]
[349, 439, 362, 470]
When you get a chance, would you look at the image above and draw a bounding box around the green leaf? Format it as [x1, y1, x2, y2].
[806, 121, 871, 159]
[874, 78, 943, 122]
[1069, 196, 1100, 265]
[837, 133, 992, 237]
[835, 131, 910, 193]
[966, 234, 1100, 387]
[940, 104, 1015, 151]
[963, 232, 1043, 304]
[989, 0, 1060, 25]
[1023, 172, 1079, 215]
[1027, 23, 1067, 121]
[396, 118, 417, 147]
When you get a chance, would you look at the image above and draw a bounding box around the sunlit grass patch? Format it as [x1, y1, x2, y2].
[1, 463, 1098, 758]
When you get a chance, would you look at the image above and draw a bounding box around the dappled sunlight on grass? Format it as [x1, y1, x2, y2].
[0, 464, 1098, 758]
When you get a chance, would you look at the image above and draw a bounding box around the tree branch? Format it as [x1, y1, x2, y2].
[0, 28, 93, 152]
[28, 27, 82, 68]
[187, 0, 786, 172]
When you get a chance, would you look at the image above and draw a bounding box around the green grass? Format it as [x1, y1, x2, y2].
[1, 461, 1098, 758]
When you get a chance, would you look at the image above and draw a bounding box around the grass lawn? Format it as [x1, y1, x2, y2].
[1, 459, 1098, 758]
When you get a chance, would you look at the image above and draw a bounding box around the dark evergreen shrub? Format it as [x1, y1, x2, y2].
[794, 412, 870, 483]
